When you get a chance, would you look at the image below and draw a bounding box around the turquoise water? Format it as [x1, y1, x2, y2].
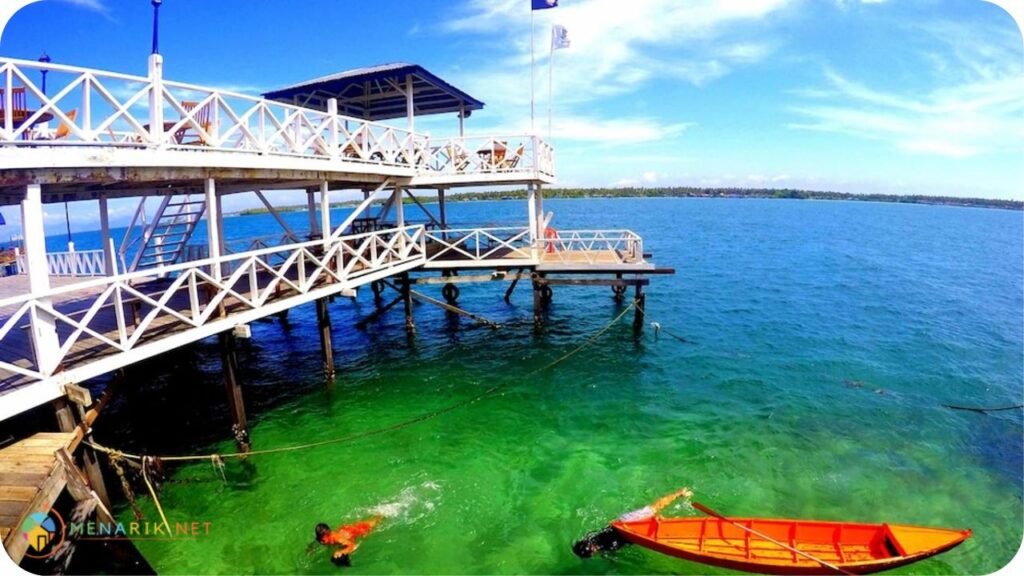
[92, 198, 1021, 574]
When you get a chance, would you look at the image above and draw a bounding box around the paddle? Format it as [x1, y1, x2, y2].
[691, 501, 856, 576]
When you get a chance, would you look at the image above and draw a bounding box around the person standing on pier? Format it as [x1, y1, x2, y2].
[313, 516, 381, 566]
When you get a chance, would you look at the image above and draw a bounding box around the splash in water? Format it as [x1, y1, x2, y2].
[362, 480, 442, 526]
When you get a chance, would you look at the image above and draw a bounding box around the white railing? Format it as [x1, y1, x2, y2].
[423, 227, 533, 263]
[419, 135, 555, 179]
[0, 226, 425, 385]
[0, 58, 554, 178]
[14, 249, 106, 277]
[542, 230, 645, 266]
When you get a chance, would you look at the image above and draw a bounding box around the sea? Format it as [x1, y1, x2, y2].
[36, 197, 1024, 574]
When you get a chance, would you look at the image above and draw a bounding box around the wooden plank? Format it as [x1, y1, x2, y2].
[0, 472, 48, 487]
[0, 460, 53, 475]
[0, 486, 37, 501]
[0, 501, 25, 517]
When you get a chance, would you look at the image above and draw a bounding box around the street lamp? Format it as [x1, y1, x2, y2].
[151, 0, 162, 55]
[38, 52, 50, 95]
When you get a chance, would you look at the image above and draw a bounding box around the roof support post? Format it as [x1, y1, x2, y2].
[148, 54, 164, 147]
[535, 184, 546, 240]
[458, 105, 465, 137]
[99, 194, 114, 276]
[22, 183, 60, 375]
[394, 187, 405, 228]
[406, 74, 415, 132]
[327, 98, 340, 161]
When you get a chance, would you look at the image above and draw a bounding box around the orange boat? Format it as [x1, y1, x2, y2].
[611, 510, 972, 575]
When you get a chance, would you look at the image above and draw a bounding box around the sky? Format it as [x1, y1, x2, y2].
[0, 0, 1022, 234]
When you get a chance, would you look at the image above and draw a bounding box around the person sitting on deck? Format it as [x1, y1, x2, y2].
[313, 516, 381, 566]
[572, 487, 693, 558]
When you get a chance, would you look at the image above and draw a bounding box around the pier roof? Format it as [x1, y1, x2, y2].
[262, 63, 485, 121]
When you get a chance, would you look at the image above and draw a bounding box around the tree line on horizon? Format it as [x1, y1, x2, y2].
[237, 187, 1022, 216]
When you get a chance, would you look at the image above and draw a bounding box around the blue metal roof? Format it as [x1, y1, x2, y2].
[262, 63, 485, 121]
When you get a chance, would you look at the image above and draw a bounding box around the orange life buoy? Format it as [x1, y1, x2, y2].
[544, 227, 559, 253]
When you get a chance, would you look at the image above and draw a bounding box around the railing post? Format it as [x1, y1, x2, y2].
[532, 134, 540, 175]
[148, 53, 164, 147]
[22, 184, 61, 375]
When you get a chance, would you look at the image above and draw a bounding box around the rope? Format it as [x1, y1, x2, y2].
[142, 457, 172, 534]
[108, 452, 142, 521]
[84, 300, 637, 464]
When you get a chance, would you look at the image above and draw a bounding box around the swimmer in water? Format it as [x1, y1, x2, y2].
[573, 487, 693, 558]
[313, 517, 381, 567]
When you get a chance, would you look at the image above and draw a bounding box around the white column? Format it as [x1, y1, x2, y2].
[394, 187, 405, 228]
[307, 189, 318, 238]
[99, 195, 114, 276]
[458, 106, 465, 137]
[204, 178, 222, 280]
[319, 181, 331, 247]
[21, 184, 60, 374]
[535, 184, 545, 238]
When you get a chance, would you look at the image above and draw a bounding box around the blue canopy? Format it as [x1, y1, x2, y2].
[263, 63, 484, 121]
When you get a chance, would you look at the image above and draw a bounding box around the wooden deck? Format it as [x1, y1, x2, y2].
[0, 431, 78, 565]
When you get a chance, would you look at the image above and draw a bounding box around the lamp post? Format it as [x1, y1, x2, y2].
[38, 52, 50, 95]
[151, 0, 162, 55]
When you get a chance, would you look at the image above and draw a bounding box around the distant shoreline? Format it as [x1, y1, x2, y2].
[234, 187, 1022, 216]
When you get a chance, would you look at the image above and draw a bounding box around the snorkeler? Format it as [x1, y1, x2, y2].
[313, 516, 381, 566]
[573, 487, 693, 558]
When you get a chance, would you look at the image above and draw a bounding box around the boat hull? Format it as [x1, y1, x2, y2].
[611, 516, 971, 575]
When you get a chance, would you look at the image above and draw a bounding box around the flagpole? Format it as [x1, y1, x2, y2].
[548, 27, 554, 141]
[530, 8, 536, 134]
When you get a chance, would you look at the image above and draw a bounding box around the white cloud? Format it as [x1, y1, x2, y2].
[788, 20, 1024, 158]
[442, 0, 791, 143]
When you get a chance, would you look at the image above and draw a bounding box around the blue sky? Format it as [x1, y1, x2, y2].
[0, 0, 1022, 232]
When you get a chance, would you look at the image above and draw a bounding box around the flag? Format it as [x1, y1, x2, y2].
[532, 0, 559, 10]
[551, 24, 570, 50]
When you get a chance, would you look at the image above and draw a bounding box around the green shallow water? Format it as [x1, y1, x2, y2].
[100, 199, 1021, 574]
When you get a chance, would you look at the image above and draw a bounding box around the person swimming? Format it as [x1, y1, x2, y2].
[573, 487, 693, 558]
[314, 517, 381, 566]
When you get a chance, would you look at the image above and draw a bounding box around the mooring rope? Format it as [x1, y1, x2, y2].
[84, 301, 637, 464]
[141, 457, 172, 534]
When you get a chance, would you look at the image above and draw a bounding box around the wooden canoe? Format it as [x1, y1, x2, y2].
[611, 515, 971, 575]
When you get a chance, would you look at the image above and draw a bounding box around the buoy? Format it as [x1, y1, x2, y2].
[544, 227, 560, 254]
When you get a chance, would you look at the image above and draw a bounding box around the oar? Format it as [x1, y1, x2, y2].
[691, 502, 856, 576]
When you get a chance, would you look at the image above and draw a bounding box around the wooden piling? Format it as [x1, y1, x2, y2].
[219, 331, 251, 453]
[52, 397, 112, 511]
[633, 283, 646, 332]
[402, 273, 415, 333]
[532, 273, 543, 331]
[315, 297, 336, 379]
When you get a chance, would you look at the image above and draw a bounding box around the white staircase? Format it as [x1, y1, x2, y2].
[129, 196, 207, 271]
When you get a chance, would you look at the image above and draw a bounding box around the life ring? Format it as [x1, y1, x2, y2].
[442, 283, 460, 304]
[544, 227, 560, 254]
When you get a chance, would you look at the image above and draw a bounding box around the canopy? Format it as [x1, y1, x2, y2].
[262, 63, 485, 122]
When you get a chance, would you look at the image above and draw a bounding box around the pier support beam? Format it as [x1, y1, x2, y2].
[53, 397, 112, 511]
[219, 332, 251, 453]
[316, 298, 336, 380]
[402, 273, 415, 333]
